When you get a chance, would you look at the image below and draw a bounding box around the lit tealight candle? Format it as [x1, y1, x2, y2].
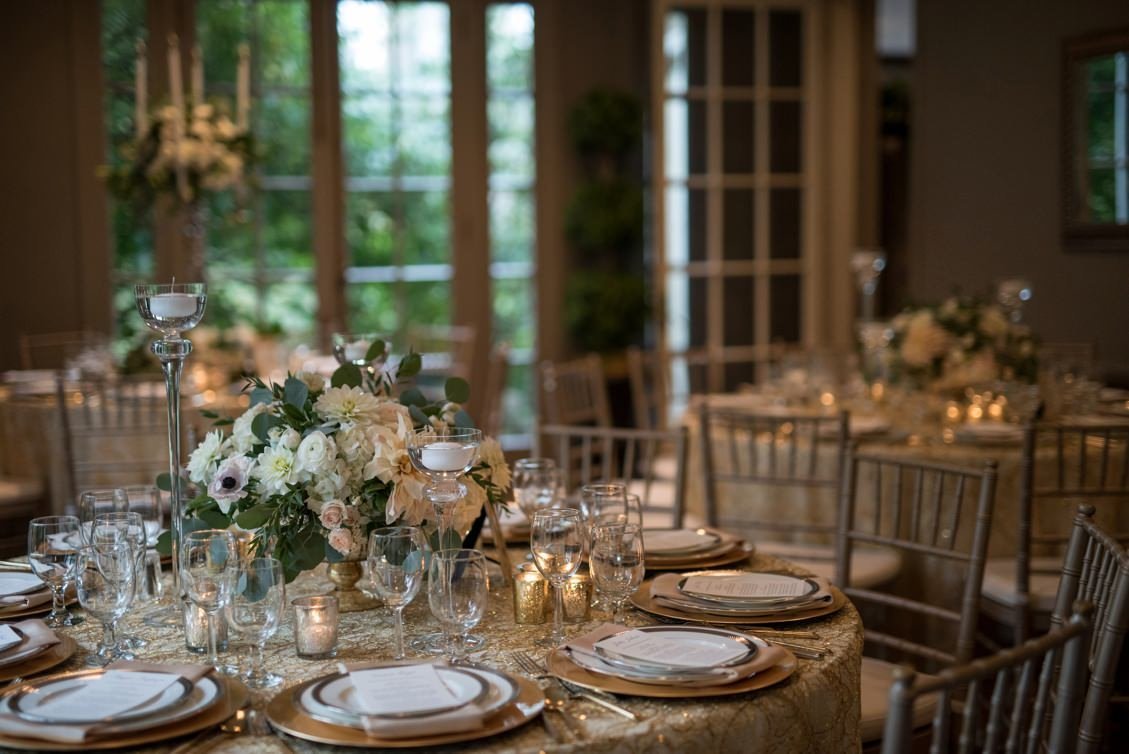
[293, 595, 338, 658]
[421, 441, 474, 472]
[561, 572, 591, 623]
[150, 293, 197, 318]
[512, 563, 549, 624]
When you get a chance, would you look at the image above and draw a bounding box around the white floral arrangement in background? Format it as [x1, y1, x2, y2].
[885, 296, 1038, 392]
[183, 354, 510, 582]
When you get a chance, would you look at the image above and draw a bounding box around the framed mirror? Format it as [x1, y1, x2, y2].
[1062, 28, 1129, 250]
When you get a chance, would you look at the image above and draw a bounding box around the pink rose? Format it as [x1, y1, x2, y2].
[319, 500, 347, 529]
[327, 527, 354, 556]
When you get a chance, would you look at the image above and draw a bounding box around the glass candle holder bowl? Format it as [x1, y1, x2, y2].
[293, 595, 339, 658]
[135, 283, 207, 339]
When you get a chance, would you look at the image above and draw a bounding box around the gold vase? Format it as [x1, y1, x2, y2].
[325, 559, 380, 613]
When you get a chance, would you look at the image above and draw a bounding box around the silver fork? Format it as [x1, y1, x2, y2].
[511, 651, 586, 741]
[513, 650, 642, 721]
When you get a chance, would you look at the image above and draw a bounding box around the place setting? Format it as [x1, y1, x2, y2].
[0, 660, 247, 751]
[0, 572, 55, 622]
[630, 569, 846, 626]
[0, 618, 75, 683]
[265, 660, 544, 748]
[641, 526, 755, 571]
[544, 622, 797, 699]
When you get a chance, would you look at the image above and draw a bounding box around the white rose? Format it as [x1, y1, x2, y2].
[187, 430, 225, 485]
[295, 431, 337, 478]
[279, 428, 302, 450]
[327, 527, 354, 556]
[318, 500, 347, 528]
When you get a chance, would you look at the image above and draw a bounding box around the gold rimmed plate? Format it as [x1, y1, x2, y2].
[631, 578, 846, 625]
[0, 674, 246, 751]
[7, 670, 195, 725]
[547, 643, 795, 698]
[267, 672, 544, 748]
[0, 635, 76, 682]
[645, 542, 756, 572]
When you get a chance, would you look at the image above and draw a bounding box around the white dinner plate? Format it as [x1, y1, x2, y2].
[568, 630, 768, 685]
[7, 670, 194, 724]
[1, 673, 222, 734]
[594, 625, 757, 671]
[300, 664, 518, 729]
[643, 529, 721, 556]
[676, 571, 819, 607]
[0, 573, 46, 597]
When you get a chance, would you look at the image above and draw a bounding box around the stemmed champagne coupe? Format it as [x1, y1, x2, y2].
[530, 509, 584, 646]
[75, 538, 136, 666]
[135, 281, 206, 628]
[365, 526, 426, 660]
[512, 458, 561, 521]
[181, 529, 237, 673]
[407, 427, 483, 550]
[427, 549, 489, 663]
[27, 515, 82, 628]
[226, 556, 285, 689]
[589, 522, 646, 623]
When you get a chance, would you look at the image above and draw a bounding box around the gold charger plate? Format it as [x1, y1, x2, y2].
[645, 542, 755, 572]
[0, 634, 77, 681]
[0, 674, 247, 751]
[546, 645, 796, 698]
[630, 579, 847, 625]
[0, 592, 77, 621]
[266, 671, 544, 748]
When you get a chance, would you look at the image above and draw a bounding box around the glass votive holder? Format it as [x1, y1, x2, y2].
[183, 600, 228, 654]
[293, 594, 339, 658]
[512, 563, 549, 624]
[561, 572, 591, 623]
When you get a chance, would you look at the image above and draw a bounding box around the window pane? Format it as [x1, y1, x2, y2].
[338, 1, 391, 93]
[665, 9, 707, 91]
[689, 277, 708, 347]
[343, 97, 395, 176]
[723, 276, 754, 346]
[770, 101, 802, 173]
[400, 96, 451, 175]
[262, 190, 314, 269]
[770, 188, 801, 259]
[721, 10, 755, 87]
[770, 274, 801, 342]
[488, 4, 534, 91]
[346, 193, 396, 267]
[490, 189, 534, 263]
[769, 11, 802, 87]
[724, 361, 755, 391]
[489, 96, 534, 179]
[402, 191, 450, 265]
[500, 363, 533, 435]
[723, 189, 754, 260]
[258, 93, 311, 174]
[493, 278, 534, 350]
[723, 101, 755, 173]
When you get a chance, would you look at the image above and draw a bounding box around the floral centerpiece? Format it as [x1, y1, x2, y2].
[884, 296, 1038, 392]
[181, 347, 511, 582]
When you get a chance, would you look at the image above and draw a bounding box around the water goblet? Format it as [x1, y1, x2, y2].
[589, 522, 646, 623]
[181, 529, 237, 673]
[94, 511, 149, 651]
[226, 557, 285, 688]
[366, 526, 426, 660]
[78, 488, 128, 544]
[512, 458, 561, 521]
[428, 549, 489, 663]
[27, 515, 82, 628]
[588, 492, 644, 534]
[578, 483, 627, 530]
[530, 509, 584, 646]
[75, 540, 136, 665]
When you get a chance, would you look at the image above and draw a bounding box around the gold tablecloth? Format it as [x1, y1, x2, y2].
[0, 552, 863, 754]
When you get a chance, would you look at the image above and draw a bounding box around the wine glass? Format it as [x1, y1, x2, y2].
[124, 485, 166, 610]
[75, 540, 136, 666]
[589, 522, 646, 623]
[94, 511, 149, 651]
[427, 549, 489, 663]
[588, 492, 644, 533]
[512, 458, 561, 521]
[181, 529, 237, 673]
[27, 515, 82, 628]
[226, 556, 285, 689]
[578, 482, 627, 540]
[78, 488, 128, 544]
[365, 526, 426, 660]
[407, 427, 483, 549]
[530, 509, 584, 646]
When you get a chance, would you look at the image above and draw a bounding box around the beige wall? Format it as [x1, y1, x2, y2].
[908, 0, 1129, 379]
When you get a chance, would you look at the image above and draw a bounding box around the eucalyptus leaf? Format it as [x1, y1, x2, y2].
[408, 405, 429, 427]
[284, 377, 309, 409]
[453, 409, 476, 429]
[249, 387, 274, 406]
[156, 473, 172, 492]
[332, 364, 363, 388]
[398, 352, 422, 379]
[251, 413, 282, 443]
[399, 387, 428, 407]
[444, 377, 470, 403]
[236, 505, 272, 530]
[155, 529, 172, 556]
[199, 508, 233, 529]
[365, 340, 387, 362]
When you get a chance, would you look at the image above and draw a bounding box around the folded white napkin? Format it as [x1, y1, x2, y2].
[0, 590, 52, 613]
[0, 619, 60, 668]
[360, 704, 486, 739]
[0, 573, 46, 598]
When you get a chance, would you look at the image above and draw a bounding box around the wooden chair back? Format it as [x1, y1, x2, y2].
[1051, 504, 1129, 754]
[539, 354, 611, 427]
[477, 342, 510, 439]
[626, 346, 670, 430]
[837, 449, 998, 667]
[19, 331, 107, 370]
[540, 423, 689, 528]
[881, 604, 1092, 754]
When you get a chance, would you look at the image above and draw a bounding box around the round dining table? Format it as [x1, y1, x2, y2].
[0, 551, 863, 753]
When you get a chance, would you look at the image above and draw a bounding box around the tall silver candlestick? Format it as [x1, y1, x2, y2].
[135, 282, 207, 627]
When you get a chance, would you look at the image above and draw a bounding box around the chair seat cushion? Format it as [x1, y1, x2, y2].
[981, 556, 1062, 612]
[860, 656, 939, 743]
[756, 541, 903, 589]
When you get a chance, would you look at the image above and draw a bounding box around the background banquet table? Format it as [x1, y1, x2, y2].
[0, 552, 862, 754]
